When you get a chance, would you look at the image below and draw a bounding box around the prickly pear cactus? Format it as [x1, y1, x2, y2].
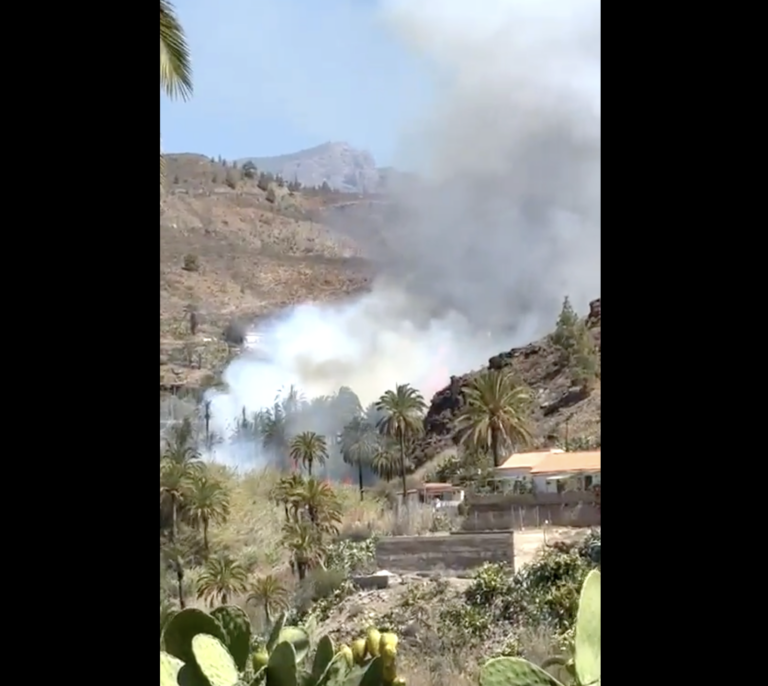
[479, 657, 564, 686]
[211, 605, 252, 672]
[160, 650, 185, 686]
[277, 627, 310, 664]
[164, 608, 228, 666]
[266, 640, 298, 686]
[191, 634, 240, 686]
[574, 569, 600, 686]
[310, 635, 336, 682]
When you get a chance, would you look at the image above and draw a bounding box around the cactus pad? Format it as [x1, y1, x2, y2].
[211, 605, 252, 672]
[479, 657, 564, 686]
[164, 608, 228, 666]
[191, 634, 239, 686]
[277, 626, 310, 663]
[357, 656, 384, 686]
[266, 613, 287, 653]
[574, 569, 600, 686]
[311, 634, 335, 681]
[266, 641, 297, 686]
[160, 650, 185, 686]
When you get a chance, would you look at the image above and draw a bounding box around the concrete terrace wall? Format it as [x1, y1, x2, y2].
[375, 533, 514, 573]
[462, 492, 600, 531]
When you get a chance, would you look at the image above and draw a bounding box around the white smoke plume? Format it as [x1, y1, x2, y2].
[206, 0, 601, 469]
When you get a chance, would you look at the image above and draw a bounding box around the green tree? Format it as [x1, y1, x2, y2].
[289, 431, 328, 476]
[160, 0, 193, 186]
[160, 418, 203, 540]
[551, 295, 599, 389]
[371, 447, 399, 483]
[248, 574, 290, 625]
[550, 294, 583, 365]
[259, 403, 291, 469]
[281, 520, 324, 581]
[340, 415, 378, 500]
[196, 553, 249, 606]
[455, 369, 532, 468]
[376, 384, 426, 501]
[185, 474, 230, 554]
[295, 477, 342, 531]
[569, 321, 600, 390]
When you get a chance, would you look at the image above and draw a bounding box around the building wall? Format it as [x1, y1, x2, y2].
[375, 532, 514, 573]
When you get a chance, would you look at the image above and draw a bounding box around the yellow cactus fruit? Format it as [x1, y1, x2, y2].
[379, 632, 398, 653]
[351, 638, 367, 665]
[338, 645, 354, 668]
[365, 628, 382, 658]
[392, 678, 406, 686]
[381, 644, 397, 662]
[251, 649, 269, 671]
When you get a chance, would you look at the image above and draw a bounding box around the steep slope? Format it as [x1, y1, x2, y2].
[160, 154, 374, 392]
[410, 299, 601, 469]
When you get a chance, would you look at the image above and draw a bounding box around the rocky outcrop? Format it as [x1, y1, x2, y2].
[409, 299, 602, 471]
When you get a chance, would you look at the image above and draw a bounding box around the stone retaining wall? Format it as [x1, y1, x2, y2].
[375, 532, 514, 573]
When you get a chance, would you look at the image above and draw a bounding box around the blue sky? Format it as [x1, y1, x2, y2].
[160, 0, 436, 166]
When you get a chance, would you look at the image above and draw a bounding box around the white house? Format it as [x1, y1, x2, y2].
[494, 449, 564, 490]
[529, 450, 601, 493]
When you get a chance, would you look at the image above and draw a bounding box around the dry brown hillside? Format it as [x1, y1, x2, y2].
[160, 154, 373, 391]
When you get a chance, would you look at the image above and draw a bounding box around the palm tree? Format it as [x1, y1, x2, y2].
[270, 473, 303, 521]
[162, 542, 189, 609]
[281, 520, 325, 581]
[289, 431, 328, 476]
[340, 416, 378, 500]
[376, 384, 426, 501]
[371, 447, 399, 483]
[160, 0, 193, 186]
[248, 574, 290, 625]
[160, 418, 203, 540]
[296, 477, 342, 532]
[454, 368, 532, 468]
[185, 475, 230, 554]
[196, 553, 249, 606]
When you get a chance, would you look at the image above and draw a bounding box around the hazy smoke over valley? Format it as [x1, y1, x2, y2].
[205, 0, 601, 469]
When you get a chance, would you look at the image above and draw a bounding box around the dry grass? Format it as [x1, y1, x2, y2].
[204, 465, 456, 558]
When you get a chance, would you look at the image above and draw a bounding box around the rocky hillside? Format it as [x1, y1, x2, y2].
[160, 154, 374, 392]
[238, 142, 382, 193]
[411, 298, 601, 469]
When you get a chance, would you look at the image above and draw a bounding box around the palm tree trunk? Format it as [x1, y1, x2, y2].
[176, 565, 185, 609]
[491, 429, 501, 469]
[171, 497, 178, 541]
[264, 604, 271, 625]
[297, 560, 306, 581]
[398, 430, 408, 505]
[203, 518, 209, 554]
[307, 458, 313, 476]
[222, 592, 228, 605]
[357, 461, 364, 501]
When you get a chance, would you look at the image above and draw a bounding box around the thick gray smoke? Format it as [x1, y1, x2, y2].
[206, 0, 601, 469]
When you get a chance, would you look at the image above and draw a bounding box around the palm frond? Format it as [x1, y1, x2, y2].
[160, 0, 193, 101]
